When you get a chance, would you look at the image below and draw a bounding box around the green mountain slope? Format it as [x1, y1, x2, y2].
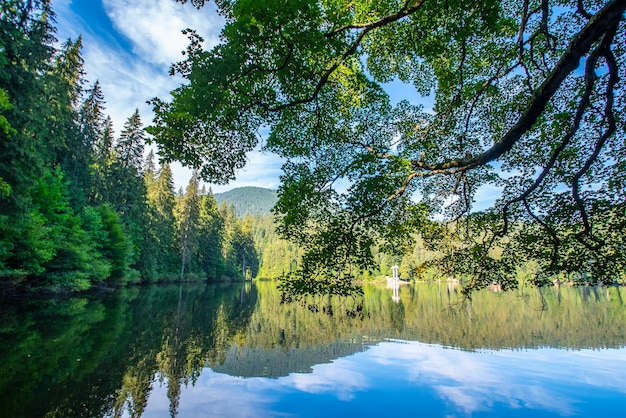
[214, 187, 278, 217]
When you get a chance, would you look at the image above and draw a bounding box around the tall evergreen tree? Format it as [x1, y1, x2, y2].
[49, 37, 85, 181]
[110, 111, 147, 216]
[0, 0, 60, 283]
[143, 149, 157, 189]
[144, 160, 179, 280]
[176, 172, 201, 277]
[198, 187, 224, 280]
[109, 109, 148, 278]
[116, 109, 145, 171]
[91, 115, 115, 203]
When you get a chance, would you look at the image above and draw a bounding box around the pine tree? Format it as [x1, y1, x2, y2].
[198, 187, 224, 280]
[143, 149, 157, 189]
[145, 161, 179, 279]
[0, 0, 63, 283]
[108, 110, 149, 278]
[176, 172, 201, 277]
[116, 108, 145, 172]
[91, 115, 114, 203]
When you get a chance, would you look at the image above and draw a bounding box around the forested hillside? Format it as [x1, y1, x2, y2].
[215, 187, 277, 217]
[0, 2, 257, 292]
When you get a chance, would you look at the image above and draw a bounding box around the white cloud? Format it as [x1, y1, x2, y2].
[103, 0, 222, 65]
[368, 342, 626, 416]
[281, 360, 368, 401]
[127, 342, 626, 417]
[208, 149, 284, 194]
[136, 371, 277, 418]
[53, 0, 231, 189]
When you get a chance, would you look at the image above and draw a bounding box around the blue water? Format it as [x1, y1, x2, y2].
[3, 283, 625, 417]
[137, 342, 626, 417]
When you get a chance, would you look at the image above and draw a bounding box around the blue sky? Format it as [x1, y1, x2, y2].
[53, 0, 283, 192]
[51, 1, 431, 195]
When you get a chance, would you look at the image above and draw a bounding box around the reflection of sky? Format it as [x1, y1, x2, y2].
[136, 342, 626, 417]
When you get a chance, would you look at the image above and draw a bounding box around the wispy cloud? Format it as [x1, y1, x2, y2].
[368, 342, 626, 416]
[102, 0, 222, 66]
[53, 0, 285, 191]
[55, 0, 223, 122]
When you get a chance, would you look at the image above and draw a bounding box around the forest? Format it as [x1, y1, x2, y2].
[3, 0, 626, 295]
[0, 1, 268, 293]
[0, 1, 415, 294]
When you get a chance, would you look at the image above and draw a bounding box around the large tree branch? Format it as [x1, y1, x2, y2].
[572, 22, 620, 250]
[411, 0, 625, 174]
[268, 0, 427, 112]
[327, 0, 427, 36]
[499, 28, 608, 236]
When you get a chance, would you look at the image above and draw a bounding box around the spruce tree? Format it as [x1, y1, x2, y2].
[198, 187, 224, 280]
[176, 172, 201, 277]
[145, 161, 179, 279]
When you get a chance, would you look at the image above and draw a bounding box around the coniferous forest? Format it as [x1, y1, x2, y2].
[0, 2, 268, 293]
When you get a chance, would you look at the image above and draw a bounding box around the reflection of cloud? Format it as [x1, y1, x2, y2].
[368, 342, 626, 416]
[281, 360, 368, 401]
[131, 342, 626, 417]
[138, 372, 277, 418]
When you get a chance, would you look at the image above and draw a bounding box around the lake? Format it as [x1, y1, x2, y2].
[1, 281, 625, 417]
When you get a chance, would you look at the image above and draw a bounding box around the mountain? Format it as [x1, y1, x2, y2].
[214, 187, 278, 217]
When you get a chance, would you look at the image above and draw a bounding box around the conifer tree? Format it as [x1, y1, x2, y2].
[146, 161, 179, 278]
[176, 172, 201, 277]
[198, 187, 224, 280]
[91, 115, 115, 203]
[107, 110, 148, 278]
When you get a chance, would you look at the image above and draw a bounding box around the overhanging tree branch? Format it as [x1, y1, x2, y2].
[411, 0, 625, 174]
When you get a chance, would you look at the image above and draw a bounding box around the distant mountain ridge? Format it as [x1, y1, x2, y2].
[214, 186, 278, 217]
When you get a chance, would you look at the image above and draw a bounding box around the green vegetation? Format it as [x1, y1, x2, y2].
[0, 1, 258, 292]
[152, 0, 626, 292]
[3, 0, 625, 293]
[0, 283, 258, 417]
[215, 186, 278, 217]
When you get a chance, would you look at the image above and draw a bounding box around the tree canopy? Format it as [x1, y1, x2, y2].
[150, 0, 626, 292]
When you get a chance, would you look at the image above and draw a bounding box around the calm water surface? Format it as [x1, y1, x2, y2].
[1, 281, 625, 417]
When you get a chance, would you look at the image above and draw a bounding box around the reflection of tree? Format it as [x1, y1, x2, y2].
[0, 283, 258, 418]
[112, 357, 154, 418]
[388, 298, 405, 333]
[2, 282, 626, 417]
[247, 281, 626, 354]
[149, 282, 257, 417]
[208, 305, 231, 368]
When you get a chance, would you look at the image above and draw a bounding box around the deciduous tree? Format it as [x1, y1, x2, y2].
[152, 0, 626, 291]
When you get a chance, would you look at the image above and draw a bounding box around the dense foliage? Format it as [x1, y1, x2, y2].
[152, 0, 626, 292]
[0, 0, 258, 292]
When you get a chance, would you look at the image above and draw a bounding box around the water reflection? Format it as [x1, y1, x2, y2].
[141, 342, 626, 417]
[1, 282, 625, 417]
